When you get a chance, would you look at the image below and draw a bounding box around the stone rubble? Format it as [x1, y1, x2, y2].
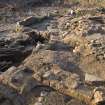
[0, 2, 105, 105]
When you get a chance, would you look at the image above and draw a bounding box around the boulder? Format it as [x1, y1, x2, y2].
[85, 73, 105, 85]
[93, 87, 105, 104]
[2, 66, 41, 94]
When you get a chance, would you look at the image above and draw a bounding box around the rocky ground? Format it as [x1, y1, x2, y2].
[0, 1, 105, 105]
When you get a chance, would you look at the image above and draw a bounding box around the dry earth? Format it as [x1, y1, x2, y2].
[0, 1, 105, 105]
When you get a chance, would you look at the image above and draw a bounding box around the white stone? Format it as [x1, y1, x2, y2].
[38, 97, 43, 102]
[40, 91, 48, 97]
[34, 102, 42, 105]
[93, 87, 105, 104]
[71, 81, 79, 89]
[85, 73, 104, 83]
[43, 71, 52, 78]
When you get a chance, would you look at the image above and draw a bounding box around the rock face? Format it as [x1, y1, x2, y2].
[0, 46, 32, 72]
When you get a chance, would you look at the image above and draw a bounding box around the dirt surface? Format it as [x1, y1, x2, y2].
[0, 1, 105, 105]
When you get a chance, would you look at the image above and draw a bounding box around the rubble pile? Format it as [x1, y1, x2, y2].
[60, 15, 105, 37]
[0, 3, 105, 105]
